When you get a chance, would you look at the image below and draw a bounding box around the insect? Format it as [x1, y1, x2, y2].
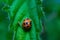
[22, 18, 32, 31]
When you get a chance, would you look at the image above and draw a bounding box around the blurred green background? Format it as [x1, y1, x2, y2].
[0, 0, 60, 40]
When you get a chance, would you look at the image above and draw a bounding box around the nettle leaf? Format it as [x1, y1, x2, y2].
[9, 0, 42, 40]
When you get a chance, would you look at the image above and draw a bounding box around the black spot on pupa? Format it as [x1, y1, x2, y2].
[26, 22, 28, 25]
